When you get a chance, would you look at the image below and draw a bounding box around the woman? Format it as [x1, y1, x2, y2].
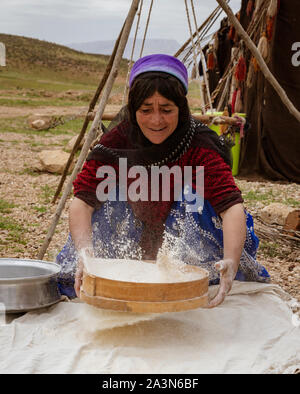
[56, 54, 270, 307]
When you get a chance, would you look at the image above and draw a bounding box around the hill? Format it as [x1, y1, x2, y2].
[0, 33, 129, 89]
[0, 33, 201, 112]
[68, 38, 180, 60]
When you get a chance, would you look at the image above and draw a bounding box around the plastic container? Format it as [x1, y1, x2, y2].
[201, 112, 245, 176]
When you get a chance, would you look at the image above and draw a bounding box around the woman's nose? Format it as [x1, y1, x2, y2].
[150, 110, 163, 125]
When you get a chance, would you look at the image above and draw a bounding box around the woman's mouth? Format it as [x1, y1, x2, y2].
[149, 127, 166, 132]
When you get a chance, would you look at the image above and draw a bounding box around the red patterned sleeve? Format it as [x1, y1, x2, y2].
[192, 147, 243, 215]
[73, 159, 108, 208]
[72, 124, 126, 207]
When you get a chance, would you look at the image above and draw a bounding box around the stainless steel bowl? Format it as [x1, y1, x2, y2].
[0, 258, 62, 313]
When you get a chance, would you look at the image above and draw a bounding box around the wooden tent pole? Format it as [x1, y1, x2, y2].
[181, 4, 224, 65]
[174, 4, 221, 58]
[216, 0, 300, 123]
[52, 22, 125, 204]
[190, 0, 213, 114]
[38, 0, 140, 260]
[184, 0, 206, 114]
[139, 0, 154, 58]
[121, 0, 144, 107]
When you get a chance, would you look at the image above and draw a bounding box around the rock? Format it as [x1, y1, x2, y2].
[31, 119, 48, 130]
[37, 150, 73, 174]
[284, 209, 300, 231]
[65, 135, 84, 152]
[28, 114, 53, 130]
[260, 203, 294, 225]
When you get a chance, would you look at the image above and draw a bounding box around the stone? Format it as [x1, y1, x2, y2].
[28, 114, 53, 130]
[31, 119, 48, 130]
[37, 150, 73, 174]
[284, 209, 300, 231]
[260, 203, 294, 225]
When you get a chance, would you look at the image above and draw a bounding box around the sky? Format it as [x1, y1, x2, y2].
[0, 0, 241, 46]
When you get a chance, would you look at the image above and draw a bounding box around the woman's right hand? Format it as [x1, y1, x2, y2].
[69, 198, 95, 298]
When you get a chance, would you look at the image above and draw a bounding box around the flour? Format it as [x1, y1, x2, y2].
[156, 251, 194, 279]
[84, 257, 204, 283]
[79, 302, 157, 333]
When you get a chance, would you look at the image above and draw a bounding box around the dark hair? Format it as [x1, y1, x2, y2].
[128, 72, 190, 129]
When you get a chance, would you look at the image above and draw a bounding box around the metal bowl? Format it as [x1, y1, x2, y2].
[0, 258, 62, 313]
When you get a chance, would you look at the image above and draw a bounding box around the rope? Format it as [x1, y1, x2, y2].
[139, 0, 154, 58]
[190, 0, 214, 114]
[122, 0, 144, 106]
[174, 4, 222, 59]
[184, 0, 206, 114]
[216, 71, 231, 112]
[182, 5, 223, 64]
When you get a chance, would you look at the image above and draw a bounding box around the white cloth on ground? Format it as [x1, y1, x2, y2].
[0, 281, 299, 374]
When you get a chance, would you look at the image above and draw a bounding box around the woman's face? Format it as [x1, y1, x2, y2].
[136, 91, 179, 144]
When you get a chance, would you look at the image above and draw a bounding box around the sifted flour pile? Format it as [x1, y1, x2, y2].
[83, 257, 204, 283]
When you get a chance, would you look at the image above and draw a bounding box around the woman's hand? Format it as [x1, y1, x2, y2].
[69, 197, 95, 298]
[207, 258, 239, 308]
[207, 203, 246, 308]
[74, 258, 84, 298]
[74, 248, 94, 298]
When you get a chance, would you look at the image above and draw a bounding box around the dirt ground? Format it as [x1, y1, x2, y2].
[0, 104, 121, 119]
[0, 104, 299, 306]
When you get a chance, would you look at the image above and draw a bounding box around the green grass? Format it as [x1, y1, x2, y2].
[258, 240, 293, 259]
[0, 70, 98, 92]
[284, 198, 300, 208]
[0, 217, 26, 245]
[0, 198, 26, 245]
[18, 167, 41, 176]
[0, 117, 84, 136]
[0, 117, 33, 135]
[243, 190, 299, 208]
[32, 206, 47, 213]
[45, 118, 86, 136]
[39, 185, 56, 204]
[0, 198, 17, 214]
[0, 97, 90, 107]
[243, 190, 275, 202]
[10, 246, 25, 253]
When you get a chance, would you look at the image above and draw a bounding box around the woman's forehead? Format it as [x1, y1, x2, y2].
[141, 92, 176, 106]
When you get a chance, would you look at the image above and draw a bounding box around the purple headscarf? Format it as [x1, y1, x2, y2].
[129, 54, 188, 94]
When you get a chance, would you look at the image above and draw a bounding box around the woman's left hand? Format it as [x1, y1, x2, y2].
[206, 258, 238, 308]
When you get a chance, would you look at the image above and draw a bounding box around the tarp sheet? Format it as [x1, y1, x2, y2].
[0, 282, 299, 374]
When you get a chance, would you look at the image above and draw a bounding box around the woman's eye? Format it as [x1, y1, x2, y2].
[140, 109, 150, 114]
[162, 109, 172, 114]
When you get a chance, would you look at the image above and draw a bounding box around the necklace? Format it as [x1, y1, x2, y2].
[92, 118, 200, 169]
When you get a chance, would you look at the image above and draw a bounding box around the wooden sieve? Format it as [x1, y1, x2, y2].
[80, 259, 209, 313]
